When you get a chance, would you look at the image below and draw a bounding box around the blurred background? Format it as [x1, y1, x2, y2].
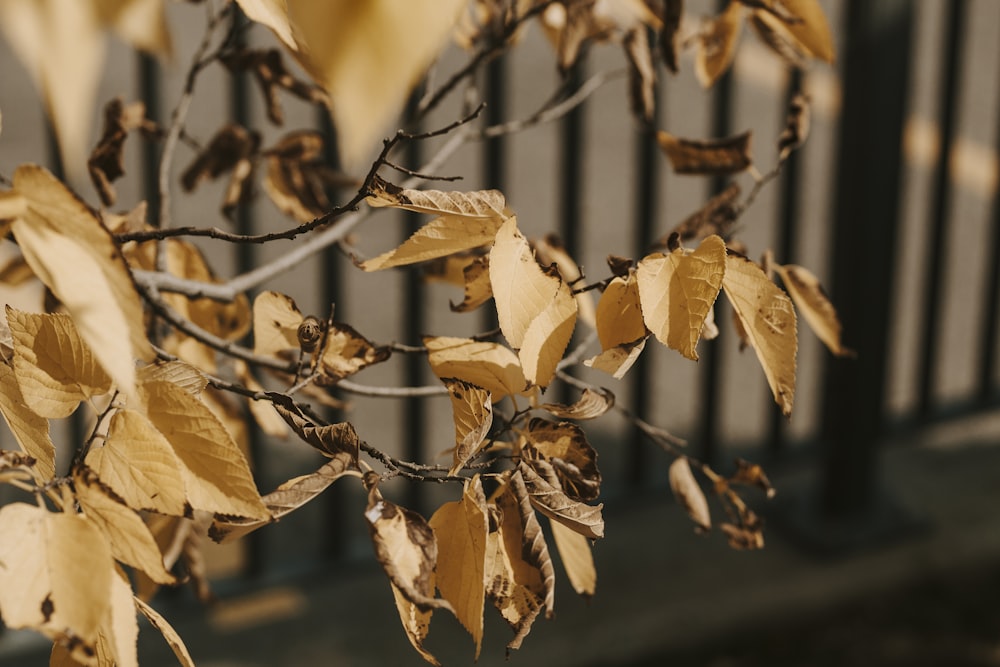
[1, 0, 999, 664]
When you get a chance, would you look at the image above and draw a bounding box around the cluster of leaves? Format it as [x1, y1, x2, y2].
[0, 0, 849, 665]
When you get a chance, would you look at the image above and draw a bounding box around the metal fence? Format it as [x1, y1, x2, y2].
[1, 0, 999, 579]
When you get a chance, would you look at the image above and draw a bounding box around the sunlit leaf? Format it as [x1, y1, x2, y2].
[135, 598, 195, 667]
[318, 322, 391, 381]
[362, 215, 505, 271]
[550, 519, 596, 599]
[424, 336, 529, 399]
[7, 307, 112, 418]
[749, 0, 835, 63]
[429, 476, 488, 658]
[668, 458, 711, 531]
[537, 386, 614, 421]
[517, 461, 604, 539]
[775, 263, 853, 358]
[534, 234, 595, 329]
[73, 466, 176, 585]
[366, 178, 508, 220]
[104, 571, 139, 667]
[636, 235, 727, 361]
[500, 471, 555, 619]
[442, 379, 493, 475]
[522, 418, 601, 501]
[657, 130, 753, 175]
[86, 409, 188, 517]
[252, 290, 303, 358]
[268, 394, 360, 462]
[722, 254, 797, 416]
[0, 360, 55, 480]
[449, 256, 493, 313]
[585, 273, 648, 378]
[696, 0, 744, 87]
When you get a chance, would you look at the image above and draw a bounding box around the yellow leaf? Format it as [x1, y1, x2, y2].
[136, 360, 207, 396]
[584, 338, 648, 379]
[0, 503, 51, 630]
[268, 396, 361, 461]
[668, 458, 711, 531]
[284, 0, 466, 168]
[585, 273, 648, 378]
[234, 0, 297, 50]
[722, 254, 797, 416]
[74, 466, 177, 585]
[0, 360, 56, 480]
[753, 0, 835, 63]
[142, 380, 269, 520]
[104, 572, 139, 667]
[135, 598, 195, 667]
[489, 218, 577, 387]
[390, 583, 439, 667]
[518, 461, 604, 539]
[234, 361, 289, 438]
[12, 165, 153, 397]
[696, 0, 744, 87]
[366, 180, 508, 219]
[449, 256, 493, 313]
[86, 409, 188, 516]
[637, 235, 727, 361]
[252, 290, 303, 358]
[483, 517, 543, 653]
[362, 215, 505, 271]
[429, 476, 488, 659]
[7, 307, 112, 418]
[0, 190, 26, 221]
[209, 452, 359, 544]
[550, 519, 596, 599]
[424, 336, 528, 399]
[775, 263, 853, 358]
[442, 379, 493, 475]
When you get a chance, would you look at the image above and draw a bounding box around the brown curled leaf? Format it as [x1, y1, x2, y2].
[657, 130, 753, 175]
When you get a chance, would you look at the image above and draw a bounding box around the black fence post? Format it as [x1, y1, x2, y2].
[811, 0, 916, 547]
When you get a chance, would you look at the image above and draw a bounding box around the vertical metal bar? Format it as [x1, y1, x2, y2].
[628, 58, 660, 486]
[138, 53, 162, 225]
[767, 68, 804, 455]
[698, 4, 734, 468]
[820, 0, 914, 520]
[402, 97, 426, 515]
[977, 55, 1000, 401]
[228, 8, 264, 577]
[318, 108, 348, 560]
[916, 0, 967, 417]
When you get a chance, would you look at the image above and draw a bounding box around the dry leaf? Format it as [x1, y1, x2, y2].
[366, 178, 508, 219]
[449, 256, 493, 313]
[362, 215, 505, 271]
[778, 93, 810, 161]
[534, 234, 596, 329]
[668, 183, 741, 243]
[263, 131, 340, 222]
[252, 290, 303, 358]
[723, 254, 797, 416]
[747, 11, 808, 68]
[0, 190, 26, 223]
[220, 48, 328, 126]
[11, 165, 153, 398]
[268, 394, 361, 462]
[696, 0, 744, 87]
[660, 0, 684, 73]
[180, 123, 259, 217]
[209, 451, 359, 543]
[503, 471, 556, 620]
[103, 571, 139, 667]
[669, 458, 711, 531]
[73, 466, 176, 585]
[318, 322, 391, 381]
[749, 0, 835, 63]
[269, 0, 466, 168]
[550, 519, 596, 599]
[86, 409, 188, 517]
[636, 235, 727, 360]
[425, 336, 529, 399]
[136, 360, 207, 395]
[775, 263, 852, 357]
[483, 502, 544, 652]
[537, 386, 614, 420]
[135, 598, 195, 667]
[586, 272, 648, 377]
[584, 338, 648, 379]
[490, 218, 577, 387]
[442, 379, 493, 475]
[657, 130, 753, 174]
[7, 308, 112, 418]
[428, 476, 489, 658]
[141, 380, 269, 520]
[521, 419, 601, 502]
[624, 27, 656, 124]
[0, 360, 56, 481]
[518, 461, 604, 539]
[88, 98, 151, 207]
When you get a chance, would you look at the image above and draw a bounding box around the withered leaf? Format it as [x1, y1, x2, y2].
[636, 234, 727, 361]
[267, 393, 361, 462]
[88, 97, 152, 206]
[500, 471, 556, 620]
[586, 272, 648, 378]
[517, 461, 604, 539]
[366, 177, 508, 220]
[533, 234, 596, 329]
[135, 597, 195, 667]
[449, 256, 493, 313]
[425, 336, 529, 399]
[0, 360, 55, 481]
[136, 360, 207, 396]
[318, 322, 391, 381]
[220, 48, 328, 125]
[720, 521, 765, 550]
[209, 451, 359, 543]
[428, 476, 489, 658]
[537, 386, 614, 421]
[657, 130, 753, 175]
[696, 0, 745, 87]
[180, 124, 259, 217]
[522, 418, 602, 502]
[730, 458, 775, 498]
[667, 182, 741, 244]
[624, 27, 656, 124]
[443, 378, 493, 475]
[778, 93, 811, 161]
[252, 290, 303, 358]
[749, 0, 835, 63]
[483, 502, 544, 653]
[668, 458, 711, 531]
[747, 11, 808, 69]
[263, 131, 340, 222]
[550, 519, 596, 599]
[362, 215, 505, 271]
[775, 263, 852, 357]
[723, 254, 797, 415]
[660, 0, 684, 73]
